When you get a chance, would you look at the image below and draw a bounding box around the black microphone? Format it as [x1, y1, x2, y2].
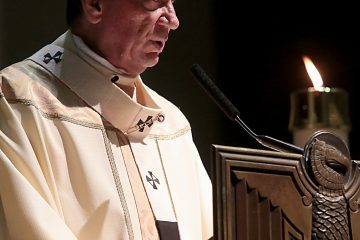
[190, 63, 304, 154]
[190, 64, 240, 121]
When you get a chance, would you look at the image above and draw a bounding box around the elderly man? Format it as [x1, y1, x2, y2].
[0, 0, 213, 239]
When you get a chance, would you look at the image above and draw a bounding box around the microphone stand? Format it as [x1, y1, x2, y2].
[235, 115, 303, 154]
[190, 63, 304, 155]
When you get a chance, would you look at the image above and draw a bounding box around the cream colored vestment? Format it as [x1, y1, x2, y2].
[0, 31, 213, 240]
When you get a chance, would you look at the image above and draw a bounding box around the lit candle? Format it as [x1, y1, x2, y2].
[288, 56, 351, 148]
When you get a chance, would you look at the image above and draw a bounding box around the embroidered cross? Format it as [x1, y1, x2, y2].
[146, 171, 160, 190]
[43, 51, 63, 64]
[136, 116, 154, 132]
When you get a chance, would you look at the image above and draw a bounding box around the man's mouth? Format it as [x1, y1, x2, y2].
[151, 40, 164, 52]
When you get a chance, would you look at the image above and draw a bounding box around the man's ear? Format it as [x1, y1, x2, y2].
[81, 0, 103, 24]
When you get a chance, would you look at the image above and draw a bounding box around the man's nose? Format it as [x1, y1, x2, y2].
[158, 3, 180, 30]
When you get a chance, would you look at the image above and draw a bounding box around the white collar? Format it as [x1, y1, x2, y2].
[31, 30, 164, 141]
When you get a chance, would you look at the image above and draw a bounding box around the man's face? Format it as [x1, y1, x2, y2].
[95, 0, 179, 75]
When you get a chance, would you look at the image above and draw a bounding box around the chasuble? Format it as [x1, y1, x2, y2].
[0, 31, 213, 240]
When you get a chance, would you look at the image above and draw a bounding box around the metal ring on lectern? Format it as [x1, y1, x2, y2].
[303, 130, 352, 187]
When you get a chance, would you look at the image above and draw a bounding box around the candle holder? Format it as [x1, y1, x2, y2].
[288, 87, 351, 148]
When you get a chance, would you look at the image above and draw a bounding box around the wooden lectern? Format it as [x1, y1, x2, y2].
[212, 132, 360, 240]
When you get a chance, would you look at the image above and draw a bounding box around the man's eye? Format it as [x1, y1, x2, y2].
[143, 0, 161, 10]
[150, 0, 176, 5]
[143, 0, 174, 10]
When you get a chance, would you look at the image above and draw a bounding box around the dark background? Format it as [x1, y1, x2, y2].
[211, 5, 360, 162]
[1, 2, 360, 174]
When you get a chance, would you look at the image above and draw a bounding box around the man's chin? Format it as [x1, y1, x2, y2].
[144, 55, 160, 68]
[128, 54, 160, 74]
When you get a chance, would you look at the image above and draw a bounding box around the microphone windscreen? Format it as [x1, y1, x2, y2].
[190, 63, 240, 121]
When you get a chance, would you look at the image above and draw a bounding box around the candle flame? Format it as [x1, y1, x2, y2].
[302, 56, 323, 91]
